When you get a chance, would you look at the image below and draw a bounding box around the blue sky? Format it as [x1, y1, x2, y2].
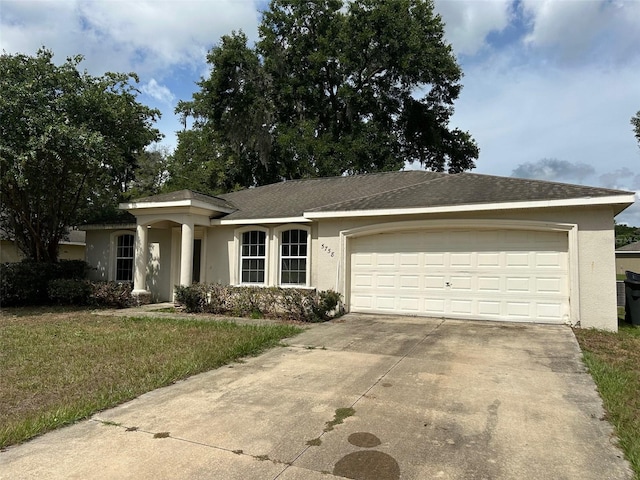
[2, 0, 640, 223]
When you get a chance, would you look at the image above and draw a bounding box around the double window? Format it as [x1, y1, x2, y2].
[238, 226, 310, 286]
[115, 234, 134, 282]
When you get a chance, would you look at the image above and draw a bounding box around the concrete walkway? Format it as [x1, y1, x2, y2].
[0, 314, 632, 479]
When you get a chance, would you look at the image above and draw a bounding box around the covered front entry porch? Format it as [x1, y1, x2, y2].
[119, 190, 235, 302]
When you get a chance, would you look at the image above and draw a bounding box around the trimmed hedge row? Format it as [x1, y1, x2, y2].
[174, 283, 343, 323]
[0, 260, 133, 307]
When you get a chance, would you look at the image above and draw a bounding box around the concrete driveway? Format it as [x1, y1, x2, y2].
[0, 314, 632, 479]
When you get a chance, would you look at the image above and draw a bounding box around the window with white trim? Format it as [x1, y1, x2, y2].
[115, 234, 134, 282]
[241, 230, 266, 283]
[280, 229, 308, 285]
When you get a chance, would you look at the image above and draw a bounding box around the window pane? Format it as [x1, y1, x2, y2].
[280, 229, 307, 284]
[241, 230, 266, 283]
[116, 234, 134, 282]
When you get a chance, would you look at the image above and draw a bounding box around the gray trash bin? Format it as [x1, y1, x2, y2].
[624, 270, 640, 326]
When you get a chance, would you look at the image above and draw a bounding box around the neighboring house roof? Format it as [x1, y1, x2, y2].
[616, 241, 640, 252]
[116, 171, 634, 223]
[215, 171, 632, 221]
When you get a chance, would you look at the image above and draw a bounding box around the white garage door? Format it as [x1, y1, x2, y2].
[350, 229, 569, 323]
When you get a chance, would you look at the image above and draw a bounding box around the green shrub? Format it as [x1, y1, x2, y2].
[0, 260, 93, 306]
[58, 260, 92, 280]
[48, 279, 92, 305]
[1, 261, 61, 306]
[89, 282, 133, 308]
[174, 284, 343, 322]
[174, 284, 206, 313]
[311, 289, 344, 322]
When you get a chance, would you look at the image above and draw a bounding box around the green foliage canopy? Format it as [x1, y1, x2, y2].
[172, 0, 479, 193]
[632, 110, 640, 148]
[0, 49, 161, 262]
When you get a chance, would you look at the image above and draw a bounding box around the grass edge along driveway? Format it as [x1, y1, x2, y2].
[0, 308, 302, 449]
[574, 323, 640, 480]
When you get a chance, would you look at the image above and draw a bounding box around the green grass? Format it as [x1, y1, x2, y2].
[0, 307, 301, 448]
[574, 318, 640, 479]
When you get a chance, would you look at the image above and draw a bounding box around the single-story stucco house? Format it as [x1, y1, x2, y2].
[1, 230, 86, 263]
[82, 171, 635, 331]
[615, 241, 640, 278]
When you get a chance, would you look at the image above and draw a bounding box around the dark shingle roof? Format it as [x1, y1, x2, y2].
[617, 241, 640, 252]
[218, 171, 447, 220]
[215, 171, 631, 220]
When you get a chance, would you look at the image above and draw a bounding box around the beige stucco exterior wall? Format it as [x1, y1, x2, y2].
[85, 227, 173, 302]
[616, 255, 640, 277]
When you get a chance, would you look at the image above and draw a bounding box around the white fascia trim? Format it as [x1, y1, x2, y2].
[119, 199, 235, 213]
[211, 216, 312, 225]
[304, 194, 636, 219]
[79, 223, 137, 231]
[616, 251, 640, 255]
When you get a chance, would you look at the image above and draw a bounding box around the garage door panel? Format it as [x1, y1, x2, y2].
[478, 276, 501, 291]
[425, 275, 445, 289]
[399, 253, 419, 266]
[535, 252, 564, 267]
[505, 253, 530, 267]
[399, 275, 419, 289]
[353, 274, 373, 288]
[537, 302, 563, 319]
[506, 277, 531, 293]
[376, 275, 396, 288]
[450, 253, 472, 267]
[376, 253, 396, 267]
[505, 302, 531, 317]
[374, 296, 396, 310]
[399, 297, 420, 311]
[424, 253, 445, 266]
[353, 253, 373, 267]
[350, 229, 569, 323]
[536, 277, 563, 293]
[425, 298, 446, 313]
[478, 301, 501, 315]
[450, 299, 473, 315]
[352, 295, 373, 309]
[477, 253, 501, 267]
[450, 275, 472, 290]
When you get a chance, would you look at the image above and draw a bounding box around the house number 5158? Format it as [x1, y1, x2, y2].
[321, 244, 335, 257]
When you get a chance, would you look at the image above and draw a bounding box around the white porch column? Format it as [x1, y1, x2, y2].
[179, 219, 194, 286]
[132, 223, 150, 297]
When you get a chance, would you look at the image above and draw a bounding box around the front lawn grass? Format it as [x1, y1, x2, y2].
[574, 318, 640, 479]
[0, 307, 301, 448]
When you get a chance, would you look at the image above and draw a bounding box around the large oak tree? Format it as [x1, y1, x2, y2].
[172, 0, 479, 193]
[0, 49, 161, 262]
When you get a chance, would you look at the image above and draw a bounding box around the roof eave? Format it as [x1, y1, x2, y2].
[303, 194, 636, 219]
[119, 198, 236, 216]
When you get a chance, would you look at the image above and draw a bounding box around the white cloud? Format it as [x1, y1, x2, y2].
[434, 0, 513, 55]
[141, 79, 175, 105]
[0, 0, 262, 77]
[520, 0, 640, 65]
[512, 158, 595, 183]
